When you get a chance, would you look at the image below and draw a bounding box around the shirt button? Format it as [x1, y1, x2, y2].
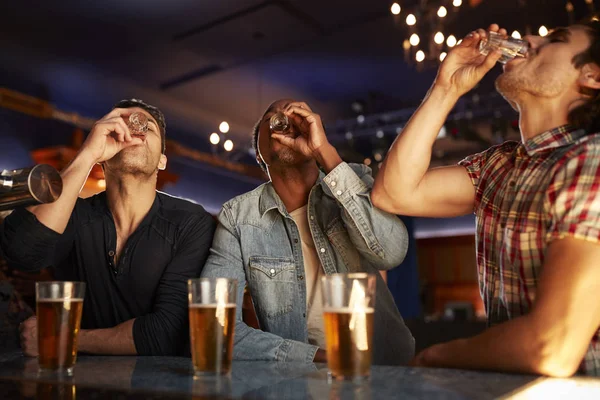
[320, 248, 326, 253]
[336, 190, 342, 196]
[331, 181, 337, 187]
[310, 215, 314, 220]
[298, 275, 304, 280]
[270, 269, 275, 275]
[509, 181, 516, 186]
[303, 313, 306, 318]
[108, 250, 115, 257]
[294, 239, 299, 244]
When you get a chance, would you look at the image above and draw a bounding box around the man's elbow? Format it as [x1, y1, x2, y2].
[528, 339, 582, 378]
[371, 185, 394, 214]
[371, 186, 413, 216]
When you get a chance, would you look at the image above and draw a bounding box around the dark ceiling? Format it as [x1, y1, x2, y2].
[0, 0, 595, 157]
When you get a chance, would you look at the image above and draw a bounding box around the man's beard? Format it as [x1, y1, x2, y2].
[496, 67, 565, 106]
[108, 148, 158, 176]
[495, 70, 526, 106]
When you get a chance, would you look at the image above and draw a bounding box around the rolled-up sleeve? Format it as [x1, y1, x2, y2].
[321, 162, 408, 270]
[132, 212, 216, 356]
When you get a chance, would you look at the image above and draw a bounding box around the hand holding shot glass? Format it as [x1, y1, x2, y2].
[36, 281, 85, 376]
[188, 278, 237, 376]
[322, 273, 376, 381]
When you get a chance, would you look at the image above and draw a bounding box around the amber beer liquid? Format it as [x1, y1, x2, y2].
[189, 304, 236, 375]
[323, 307, 375, 379]
[37, 298, 84, 371]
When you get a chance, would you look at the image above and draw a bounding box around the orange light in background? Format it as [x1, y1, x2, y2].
[97, 179, 106, 189]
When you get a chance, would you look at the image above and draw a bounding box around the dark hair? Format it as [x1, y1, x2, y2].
[568, 19, 600, 133]
[251, 118, 267, 173]
[113, 99, 166, 154]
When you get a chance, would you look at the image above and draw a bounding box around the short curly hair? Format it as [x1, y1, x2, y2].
[113, 99, 166, 154]
[251, 118, 267, 173]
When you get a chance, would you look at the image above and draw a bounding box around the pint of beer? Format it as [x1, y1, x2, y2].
[322, 273, 376, 381]
[36, 281, 85, 375]
[188, 278, 237, 375]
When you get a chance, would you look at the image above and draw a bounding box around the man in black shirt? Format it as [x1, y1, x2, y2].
[0, 99, 215, 356]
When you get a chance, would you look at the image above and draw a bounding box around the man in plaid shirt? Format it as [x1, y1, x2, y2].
[373, 21, 600, 377]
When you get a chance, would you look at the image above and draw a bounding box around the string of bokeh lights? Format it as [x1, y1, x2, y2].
[390, 0, 594, 66]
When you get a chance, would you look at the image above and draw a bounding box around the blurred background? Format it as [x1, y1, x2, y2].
[0, 0, 597, 352]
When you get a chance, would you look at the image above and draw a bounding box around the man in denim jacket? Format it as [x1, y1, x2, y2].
[202, 99, 415, 364]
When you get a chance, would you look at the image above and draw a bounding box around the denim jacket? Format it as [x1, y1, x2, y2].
[201, 162, 415, 365]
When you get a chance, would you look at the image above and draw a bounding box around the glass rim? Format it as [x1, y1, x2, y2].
[187, 277, 238, 285]
[35, 281, 86, 287]
[322, 272, 374, 280]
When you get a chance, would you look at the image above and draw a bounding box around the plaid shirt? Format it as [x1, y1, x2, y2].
[460, 125, 600, 376]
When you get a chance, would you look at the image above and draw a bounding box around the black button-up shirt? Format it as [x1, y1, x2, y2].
[0, 192, 215, 356]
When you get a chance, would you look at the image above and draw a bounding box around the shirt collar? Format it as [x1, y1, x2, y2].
[523, 125, 587, 155]
[99, 190, 160, 229]
[258, 171, 326, 218]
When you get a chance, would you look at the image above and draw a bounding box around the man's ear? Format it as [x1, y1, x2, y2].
[579, 63, 600, 92]
[158, 154, 167, 171]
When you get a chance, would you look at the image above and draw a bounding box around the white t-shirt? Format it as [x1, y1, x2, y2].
[289, 205, 326, 348]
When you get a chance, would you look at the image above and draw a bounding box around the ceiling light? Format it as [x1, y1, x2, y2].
[209, 133, 220, 145]
[224, 139, 234, 151]
[539, 25, 549, 37]
[391, 3, 401, 15]
[511, 30, 522, 39]
[434, 32, 445, 45]
[416, 50, 425, 62]
[437, 6, 447, 18]
[440, 52, 447, 61]
[406, 14, 416, 26]
[219, 121, 229, 133]
[409, 33, 420, 46]
[446, 35, 457, 47]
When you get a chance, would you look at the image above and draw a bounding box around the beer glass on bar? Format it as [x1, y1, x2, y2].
[188, 278, 237, 375]
[36, 281, 86, 375]
[322, 273, 376, 381]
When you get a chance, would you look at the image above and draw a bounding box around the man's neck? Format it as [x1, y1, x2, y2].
[517, 95, 581, 142]
[105, 173, 157, 234]
[270, 163, 320, 213]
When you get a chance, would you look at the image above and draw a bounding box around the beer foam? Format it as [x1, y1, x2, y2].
[189, 303, 236, 308]
[37, 298, 83, 302]
[323, 307, 374, 313]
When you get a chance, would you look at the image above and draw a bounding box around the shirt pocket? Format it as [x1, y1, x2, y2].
[248, 256, 296, 317]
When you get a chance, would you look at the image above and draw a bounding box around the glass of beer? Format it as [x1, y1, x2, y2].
[36, 281, 85, 375]
[322, 273, 376, 381]
[479, 31, 529, 64]
[188, 278, 237, 376]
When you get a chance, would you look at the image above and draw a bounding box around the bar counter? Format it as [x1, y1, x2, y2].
[1, 351, 599, 399]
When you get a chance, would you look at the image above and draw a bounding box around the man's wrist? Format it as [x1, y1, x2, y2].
[313, 143, 342, 174]
[77, 329, 90, 353]
[74, 148, 99, 171]
[429, 83, 461, 106]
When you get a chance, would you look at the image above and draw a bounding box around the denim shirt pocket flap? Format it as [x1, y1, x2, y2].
[249, 256, 296, 282]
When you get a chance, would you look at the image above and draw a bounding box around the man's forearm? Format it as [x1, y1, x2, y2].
[417, 314, 577, 377]
[373, 86, 459, 207]
[27, 151, 96, 234]
[78, 319, 137, 355]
